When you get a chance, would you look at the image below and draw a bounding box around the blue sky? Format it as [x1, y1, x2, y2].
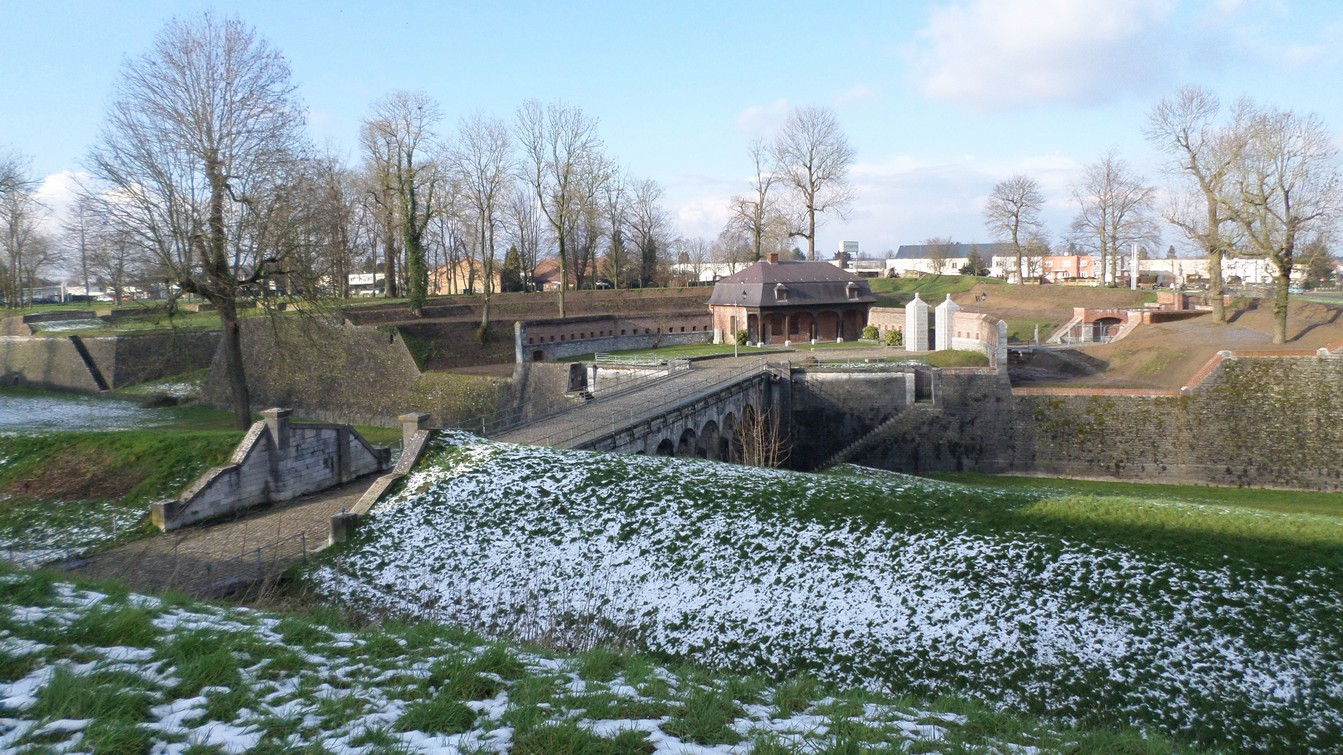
[4, 0, 1341, 259]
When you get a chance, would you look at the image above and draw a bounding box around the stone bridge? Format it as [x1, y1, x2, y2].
[493, 357, 789, 459]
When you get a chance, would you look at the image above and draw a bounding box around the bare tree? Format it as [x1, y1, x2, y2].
[734, 407, 791, 468]
[451, 111, 514, 341]
[516, 99, 609, 317]
[601, 169, 631, 288]
[86, 13, 307, 428]
[1222, 104, 1341, 343]
[731, 137, 785, 262]
[713, 225, 755, 275]
[677, 236, 712, 284]
[1146, 86, 1246, 322]
[0, 150, 52, 307]
[504, 185, 545, 290]
[628, 177, 670, 286]
[1069, 151, 1159, 285]
[772, 106, 856, 260]
[359, 137, 401, 298]
[984, 175, 1045, 283]
[922, 236, 956, 276]
[362, 91, 443, 315]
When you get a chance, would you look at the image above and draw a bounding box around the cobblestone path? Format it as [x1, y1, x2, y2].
[68, 475, 375, 597]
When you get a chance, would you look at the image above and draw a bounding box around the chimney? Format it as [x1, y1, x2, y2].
[768, 252, 779, 265]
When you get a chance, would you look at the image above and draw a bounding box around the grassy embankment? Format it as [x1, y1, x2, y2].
[0, 561, 1174, 753]
[0, 388, 402, 559]
[313, 434, 1343, 752]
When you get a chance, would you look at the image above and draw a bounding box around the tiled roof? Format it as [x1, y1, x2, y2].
[708, 260, 874, 308]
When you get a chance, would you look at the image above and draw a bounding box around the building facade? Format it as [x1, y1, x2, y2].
[708, 254, 875, 345]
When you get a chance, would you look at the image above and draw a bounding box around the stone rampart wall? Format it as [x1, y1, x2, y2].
[790, 369, 915, 469]
[152, 409, 390, 531]
[0, 330, 220, 392]
[838, 355, 1343, 490]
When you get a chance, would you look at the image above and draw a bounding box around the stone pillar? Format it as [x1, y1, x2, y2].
[935, 294, 960, 351]
[905, 293, 929, 351]
[514, 321, 525, 363]
[399, 412, 430, 448]
[330, 511, 360, 546]
[261, 408, 292, 449]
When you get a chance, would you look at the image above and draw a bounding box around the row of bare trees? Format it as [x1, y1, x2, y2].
[0, 149, 57, 307]
[980, 85, 1339, 344]
[51, 13, 682, 428]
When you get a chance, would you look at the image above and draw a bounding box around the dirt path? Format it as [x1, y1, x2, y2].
[68, 475, 375, 597]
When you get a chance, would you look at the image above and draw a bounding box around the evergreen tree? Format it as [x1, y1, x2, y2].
[501, 245, 523, 292]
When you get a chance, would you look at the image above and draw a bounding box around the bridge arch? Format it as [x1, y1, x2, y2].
[698, 418, 723, 460]
[677, 427, 698, 457]
[654, 438, 675, 456]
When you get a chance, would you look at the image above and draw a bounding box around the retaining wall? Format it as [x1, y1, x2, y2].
[0, 330, 219, 391]
[837, 354, 1343, 490]
[152, 408, 391, 531]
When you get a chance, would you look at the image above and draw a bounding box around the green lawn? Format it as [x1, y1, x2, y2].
[925, 471, 1343, 518]
[868, 274, 1000, 308]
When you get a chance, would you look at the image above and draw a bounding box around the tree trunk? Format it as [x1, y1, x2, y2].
[806, 206, 816, 260]
[556, 235, 568, 318]
[218, 299, 251, 430]
[1272, 257, 1291, 344]
[1207, 247, 1226, 323]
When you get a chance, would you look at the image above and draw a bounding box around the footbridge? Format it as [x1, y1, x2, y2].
[493, 357, 788, 458]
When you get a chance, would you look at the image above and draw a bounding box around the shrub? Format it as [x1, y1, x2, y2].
[861, 325, 879, 340]
[884, 328, 903, 347]
[734, 329, 748, 346]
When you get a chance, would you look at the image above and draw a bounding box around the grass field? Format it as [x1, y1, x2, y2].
[0, 563, 1176, 753]
[867, 275, 1000, 308]
[313, 433, 1343, 752]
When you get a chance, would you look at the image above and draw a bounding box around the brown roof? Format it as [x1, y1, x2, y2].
[708, 259, 875, 308]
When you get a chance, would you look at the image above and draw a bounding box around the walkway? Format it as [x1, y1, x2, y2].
[68, 475, 376, 598]
[495, 357, 771, 449]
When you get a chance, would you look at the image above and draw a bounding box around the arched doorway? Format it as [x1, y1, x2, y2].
[817, 311, 840, 341]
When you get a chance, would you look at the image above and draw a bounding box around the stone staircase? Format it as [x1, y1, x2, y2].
[816, 404, 937, 471]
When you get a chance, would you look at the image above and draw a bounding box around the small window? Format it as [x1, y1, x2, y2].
[621, 329, 626, 335]
[775, 283, 788, 302]
[846, 282, 859, 300]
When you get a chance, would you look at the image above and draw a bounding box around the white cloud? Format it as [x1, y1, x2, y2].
[835, 83, 875, 106]
[908, 0, 1176, 111]
[33, 171, 86, 236]
[732, 99, 791, 137]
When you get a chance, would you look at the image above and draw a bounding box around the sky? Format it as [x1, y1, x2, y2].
[3, 0, 1341, 264]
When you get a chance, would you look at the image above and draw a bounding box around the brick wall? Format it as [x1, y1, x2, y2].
[151, 408, 391, 531]
[517, 314, 713, 362]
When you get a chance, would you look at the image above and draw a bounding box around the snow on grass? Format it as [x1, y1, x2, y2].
[313, 432, 1343, 752]
[0, 566, 1070, 753]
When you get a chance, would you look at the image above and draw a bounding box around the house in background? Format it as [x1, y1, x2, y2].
[708, 253, 875, 345]
[888, 242, 1013, 278]
[432, 259, 502, 295]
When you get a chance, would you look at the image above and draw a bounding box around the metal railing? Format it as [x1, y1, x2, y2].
[518, 357, 773, 450]
[450, 360, 691, 438]
[169, 531, 311, 597]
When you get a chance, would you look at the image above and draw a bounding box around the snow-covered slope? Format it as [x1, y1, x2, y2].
[315, 432, 1343, 751]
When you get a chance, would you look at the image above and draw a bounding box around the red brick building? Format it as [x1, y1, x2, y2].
[707, 254, 875, 345]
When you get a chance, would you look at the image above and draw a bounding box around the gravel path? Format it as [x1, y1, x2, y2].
[68, 475, 375, 597]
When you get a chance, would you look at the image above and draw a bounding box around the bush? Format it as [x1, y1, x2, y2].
[861, 325, 879, 340]
[734, 329, 748, 346]
[884, 328, 903, 347]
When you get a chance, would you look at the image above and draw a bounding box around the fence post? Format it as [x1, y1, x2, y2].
[300, 532, 307, 562]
